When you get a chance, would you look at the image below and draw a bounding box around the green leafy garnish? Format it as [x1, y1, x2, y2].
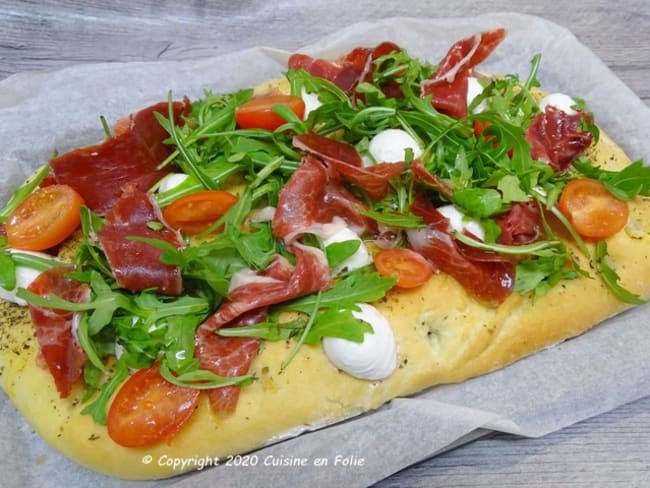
[594, 241, 645, 304]
[573, 159, 650, 201]
[0, 164, 50, 224]
[325, 240, 361, 269]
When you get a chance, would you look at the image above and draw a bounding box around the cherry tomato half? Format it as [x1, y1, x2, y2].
[107, 365, 200, 448]
[374, 248, 434, 289]
[558, 178, 629, 239]
[235, 94, 305, 131]
[162, 190, 238, 235]
[6, 184, 84, 251]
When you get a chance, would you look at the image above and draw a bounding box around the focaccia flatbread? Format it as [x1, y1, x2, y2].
[1, 37, 649, 480]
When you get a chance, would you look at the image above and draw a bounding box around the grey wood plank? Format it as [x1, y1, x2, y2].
[1, 1, 650, 487]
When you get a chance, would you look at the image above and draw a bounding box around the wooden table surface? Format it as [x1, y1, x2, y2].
[2, 1, 649, 486]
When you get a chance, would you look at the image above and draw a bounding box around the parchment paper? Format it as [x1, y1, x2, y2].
[1, 13, 649, 488]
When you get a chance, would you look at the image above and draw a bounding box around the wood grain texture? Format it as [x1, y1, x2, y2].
[1, 0, 650, 487]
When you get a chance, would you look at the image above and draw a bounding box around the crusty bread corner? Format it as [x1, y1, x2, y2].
[1, 77, 650, 480]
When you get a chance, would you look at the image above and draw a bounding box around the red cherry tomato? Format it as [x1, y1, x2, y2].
[107, 365, 200, 448]
[162, 190, 238, 235]
[558, 178, 629, 239]
[6, 184, 84, 251]
[374, 248, 434, 289]
[235, 94, 305, 131]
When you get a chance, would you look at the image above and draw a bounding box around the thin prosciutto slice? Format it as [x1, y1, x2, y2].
[49, 100, 188, 215]
[293, 132, 404, 200]
[421, 29, 506, 118]
[496, 201, 544, 245]
[27, 266, 90, 398]
[410, 159, 454, 200]
[272, 155, 376, 241]
[407, 194, 514, 305]
[196, 246, 332, 414]
[288, 41, 401, 94]
[195, 308, 266, 415]
[525, 105, 594, 171]
[97, 187, 183, 295]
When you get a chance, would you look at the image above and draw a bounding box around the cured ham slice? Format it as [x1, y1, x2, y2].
[410, 159, 454, 200]
[27, 266, 90, 398]
[201, 245, 332, 332]
[525, 105, 594, 171]
[421, 29, 506, 118]
[288, 41, 402, 94]
[496, 201, 544, 245]
[293, 132, 404, 200]
[272, 155, 376, 242]
[407, 194, 514, 305]
[196, 246, 332, 414]
[49, 101, 188, 215]
[195, 308, 266, 415]
[97, 187, 183, 295]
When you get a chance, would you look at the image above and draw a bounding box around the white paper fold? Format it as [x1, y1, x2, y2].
[1, 13, 649, 488]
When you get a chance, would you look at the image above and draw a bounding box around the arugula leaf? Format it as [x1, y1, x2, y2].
[362, 209, 425, 229]
[0, 164, 50, 224]
[515, 253, 579, 298]
[284, 269, 397, 313]
[573, 159, 650, 201]
[163, 315, 201, 373]
[326, 240, 361, 269]
[10, 250, 62, 272]
[453, 231, 563, 256]
[77, 314, 108, 372]
[234, 222, 278, 270]
[281, 292, 321, 369]
[453, 187, 502, 218]
[303, 307, 373, 345]
[217, 308, 373, 346]
[155, 94, 217, 190]
[0, 249, 17, 291]
[594, 241, 645, 304]
[159, 361, 255, 390]
[497, 174, 529, 204]
[81, 358, 129, 425]
[217, 319, 304, 341]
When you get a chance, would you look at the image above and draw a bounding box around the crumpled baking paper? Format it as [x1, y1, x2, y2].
[1, 13, 649, 488]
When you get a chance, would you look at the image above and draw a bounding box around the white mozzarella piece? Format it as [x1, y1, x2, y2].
[466, 76, 488, 113]
[323, 226, 372, 274]
[301, 88, 323, 119]
[538, 93, 578, 115]
[157, 173, 188, 193]
[249, 206, 276, 223]
[322, 303, 397, 381]
[0, 250, 58, 306]
[368, 129, 422, 164]
[437, 204, 485, 241]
